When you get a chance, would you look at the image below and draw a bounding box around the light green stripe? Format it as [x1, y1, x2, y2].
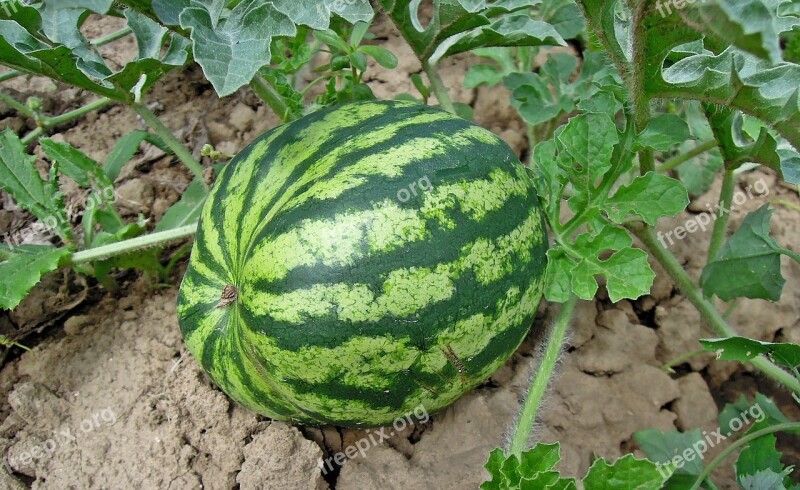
[245, 199, 429, 283]
[421, 166, 530, 228]
[456, 207, 543, 285]
[243, 264, 454, 323]
[282, 115, 473, 208]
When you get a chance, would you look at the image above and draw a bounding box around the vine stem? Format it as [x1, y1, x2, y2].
[707, 168, 735, 262]
[659, 139, 718, 172]
[250, 76, 294, 123]
[422, 59, 456, 115]
[0, 71, 20, 83]
[508, 295, 578, 456]
[17, 97, 114, 145]
[688, 422, 800, 490]
[662, 348, 707, 373]
[631, 224, 800, 394]
[45, 97, 113, 127]
[780, 247, 800, 264]
[132, 103, 207, 187]
[68, 224, 197, 265]
[89, 26, 132, 46]
[0, 90, 35, 117]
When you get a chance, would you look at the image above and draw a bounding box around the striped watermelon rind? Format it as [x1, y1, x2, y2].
[177, 100, 548, 427]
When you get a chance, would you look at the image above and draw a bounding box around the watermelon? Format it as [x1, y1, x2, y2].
[177, 100, 548, 427]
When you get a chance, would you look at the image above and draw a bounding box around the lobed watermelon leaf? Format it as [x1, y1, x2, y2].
[379, 0, 565, 65]
[0, 130, 72, 241]
[482, 443, 666, 489]
[701, 205, 799, 301]
[583, 454, 666, 490]
[534, 111, 687, 303]
[0, 246, 71, 310]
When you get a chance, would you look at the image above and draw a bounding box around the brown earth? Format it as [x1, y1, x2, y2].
[1, 12, 799, 490]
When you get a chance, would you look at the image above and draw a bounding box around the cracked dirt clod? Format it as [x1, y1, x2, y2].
[237, 423, 328, 490]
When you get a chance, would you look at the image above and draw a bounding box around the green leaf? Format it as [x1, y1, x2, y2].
[540, 0, 584, 39]
[35, 1, 114, 79]
[124, 6, 193, 73]
[103, 130, 151, 181]
[719, 393, 792, 437]
[557, 112, 618, 182]
[634, 428, 704, 478]
[155, 178, 207, 232]
[40, 138, 113, 190]
[704, 106, 800, 181]
[0, 2, 188, 102]
[0, 18, 124, 100]
[778, 148, 800, 184]
[638, 2, 800, 151]
[433, 14, 565, 63]
[151, 0, 190, 25]
[0, 130, 70, 237]
[700, 205, 786, 301]
[0, 246, 71, 310]
[736, 433, 784, 479]
[507, 72, 567, 125]
[178, 0, 297, 96]
[314, 29, 350, 52]
[505, 50, 623, 127]
[572, 246, 655, 302]
[739, 468, 794, 490]
[381, 0, 563, 64]
[544, 249, 573, 303]
[271, 0, 373, 30]
[518, 442, 561, 476]
[464, 64, 506, 88]
[676, 104, 724, 195]
[481, 443, 576, 490]
[606, 172, 688, 226]
[359, 45, 399, 69]
[677, 0, 782, 63]
[583, 454, 667, 490]
[635, 114, 692, 151]
[700, 337, 800, 369]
